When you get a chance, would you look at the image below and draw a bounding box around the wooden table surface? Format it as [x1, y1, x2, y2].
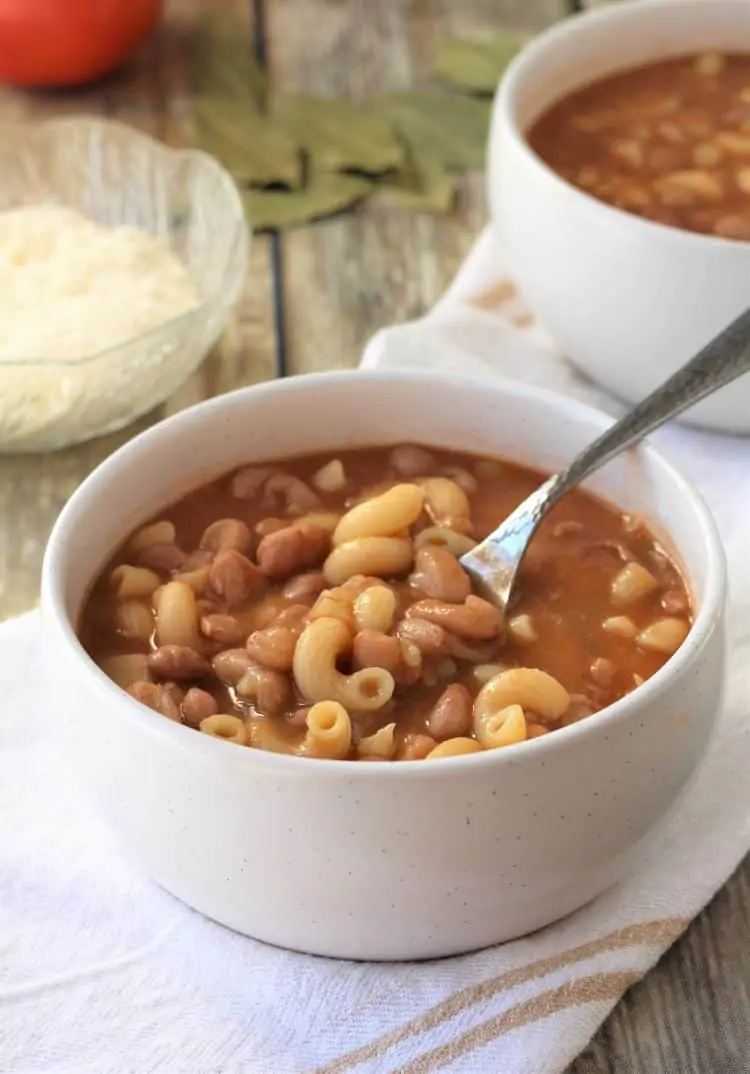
[1, 1, 748, 1070]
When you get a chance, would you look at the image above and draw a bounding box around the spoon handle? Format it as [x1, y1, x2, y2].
[545, 304, 750, 507]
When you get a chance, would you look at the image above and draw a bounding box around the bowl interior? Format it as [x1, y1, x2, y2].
[43, 371, 720, 635]
[504, 0, 750, 129]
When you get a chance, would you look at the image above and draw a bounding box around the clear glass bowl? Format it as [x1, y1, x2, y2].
[0, 117, 249, 452]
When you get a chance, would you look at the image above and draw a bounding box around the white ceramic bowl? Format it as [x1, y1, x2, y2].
[41, 371, 726, 960]
[489, 0, 750, 434]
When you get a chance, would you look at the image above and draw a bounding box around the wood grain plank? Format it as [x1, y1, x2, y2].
[266, 0, 566, 375]
[0, 0, 276, 620]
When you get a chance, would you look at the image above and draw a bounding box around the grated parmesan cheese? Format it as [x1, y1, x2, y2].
[0, 204, 200, 362]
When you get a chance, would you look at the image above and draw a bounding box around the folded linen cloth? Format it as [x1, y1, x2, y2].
[2, 227, 750, 1074]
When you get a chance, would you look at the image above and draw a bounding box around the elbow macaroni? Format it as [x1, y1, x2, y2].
[475, 702, 527, 749]
[427, 737, 484, 759]
[127, 519, 176, 554]
[110, 564, 161, 601]
[199, 713, 248, 744]
[293, 616, 395, 712]
[84, 442, 693, 762]
[357, 722, 396, 759]
[611, 562, 659, 605]
[113, 600, 155, 643]
[154, 580, 201, 648]
[354, 585, 397, 634]
[248, 715, 296, 754]
[419, 477, 471, 522]
[300, 701, 353, 759]
[312, 459, 346, 493]
[99, 653, 151, 690]
[475, 668, 570, 748]
[414, 526, 477, 557]
[323, 537, 413, 586]
[333, 483, 424, 545]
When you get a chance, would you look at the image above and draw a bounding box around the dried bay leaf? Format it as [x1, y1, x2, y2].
[242, 171, 373, 231]
[374, 92, 491, 172]
[191, 98, 301, 189]
[433, 34, 526, 94]
[271, 93, 404, 174]
[374, 146, 454, 213]
[193, 8, 267, 105]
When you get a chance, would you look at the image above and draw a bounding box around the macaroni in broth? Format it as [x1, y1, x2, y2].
[79, 445, 692, 761]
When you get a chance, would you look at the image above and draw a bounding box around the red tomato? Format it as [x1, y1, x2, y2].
[0, 0, 163, 88]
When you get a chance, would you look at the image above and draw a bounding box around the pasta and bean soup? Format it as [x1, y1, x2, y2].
[79, 446, 692, 762]
[528, 51, 750, 240]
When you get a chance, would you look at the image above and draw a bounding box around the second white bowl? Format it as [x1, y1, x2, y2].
[489, 0, 750, 434]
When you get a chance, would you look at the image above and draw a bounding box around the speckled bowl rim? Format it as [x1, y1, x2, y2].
[41, 369, 727, 778]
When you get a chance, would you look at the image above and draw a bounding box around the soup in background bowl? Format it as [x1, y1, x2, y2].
[490, 0, 750, 433]
[41, 371, 726, 959]
[528, 50, 750, 240]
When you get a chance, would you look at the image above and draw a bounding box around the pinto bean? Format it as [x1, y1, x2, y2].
[135, 542, 187, 572]
[352, 630, 403, 673]
[340, 574, 388, 594]
[200, 613, 245, 646]
[127, 680, 182, 721]
[256, 523, 330, 579]
[209, 550, 265, 609]
[148, 645, 211, 680]
[236, 664, 293, 716]
[263, 473, 321, 514]
[389, 444, 435, 477]
[181, 687, 219, 728]
[246, 625, 300, 672]
[561, 694, 595, 726]
[212, 647, 252, 685]
[661, 588, 689, 615]
[427, 683, 473, 740]
[273, 604, 309, 627]
[396, 617, 447, 656]
[443, 632, 500, 664]
[590, 657, 616, 688]
[161, 682, 185, 707]
[230, 465, 271, 499]
[713, 214, 750, 241]
[399, 733, 437, 761]
[256, 517, 288, 537]
[282, 570, 327, 603]
[288, 705, 311, 728]
[182, 549, 215, 570]
[406, 595, 503, 640]
[200, 518, 252, 555]
[440, 466, 478, 495]
[411, 546, 471, 603]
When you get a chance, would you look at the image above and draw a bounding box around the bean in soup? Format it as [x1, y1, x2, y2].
[79, 446, 692, 761]
[527, 51, 750, 240]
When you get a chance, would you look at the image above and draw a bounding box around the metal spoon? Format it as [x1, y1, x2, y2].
[459, 305, 750, 612]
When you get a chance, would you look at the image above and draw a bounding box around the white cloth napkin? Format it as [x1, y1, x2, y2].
[3, 228, 750, 1074]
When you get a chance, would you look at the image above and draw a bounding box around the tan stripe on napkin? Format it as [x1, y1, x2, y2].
[399, 969, 642, 1074]
[314, 917, 686, 1074]
[468, 280, 518, 311]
